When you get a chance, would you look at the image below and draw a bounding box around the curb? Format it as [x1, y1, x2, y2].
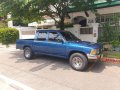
[101, 57, 120, 63]
[0, 74, 35, 90]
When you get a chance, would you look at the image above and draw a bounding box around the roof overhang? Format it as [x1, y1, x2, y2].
[68, 1, 120, 13]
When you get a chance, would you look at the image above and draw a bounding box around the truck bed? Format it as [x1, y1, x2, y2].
[16, 39, 34, 50]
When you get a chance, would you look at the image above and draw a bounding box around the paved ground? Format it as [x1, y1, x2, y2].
[0, 44, 120, 90]
[0, 80, 17, 90]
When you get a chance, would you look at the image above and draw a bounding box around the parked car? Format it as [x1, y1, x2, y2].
[16, 30, 102, 71]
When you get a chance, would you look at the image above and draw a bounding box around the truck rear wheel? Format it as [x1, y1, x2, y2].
[24, 47, 34, 60]
[69, 53, 88, 71]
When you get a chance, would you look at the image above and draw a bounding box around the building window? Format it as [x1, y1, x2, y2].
[96, 13, 119, 24]
[80, 28, 93, 34]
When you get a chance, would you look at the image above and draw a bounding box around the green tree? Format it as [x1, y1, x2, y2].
[98, 13, 120, 47]
[0, 0, 112, 30]
[20, 0, 98, 30]
[0, 20, 7, 28]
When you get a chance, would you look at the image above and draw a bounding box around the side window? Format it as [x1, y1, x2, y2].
[37, 32, 47, 41]
[48, 32, 63, 42]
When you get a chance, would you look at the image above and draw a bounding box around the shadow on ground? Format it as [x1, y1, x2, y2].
[9, 50, 120, 73]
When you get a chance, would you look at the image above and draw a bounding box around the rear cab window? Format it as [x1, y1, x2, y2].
[36, 32, 47, 41]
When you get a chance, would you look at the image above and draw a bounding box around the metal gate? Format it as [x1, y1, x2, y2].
[98, 25, 120, 41]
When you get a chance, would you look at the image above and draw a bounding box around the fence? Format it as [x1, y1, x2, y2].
[98, 25, 120, 41]
[14, 26, 37, 39]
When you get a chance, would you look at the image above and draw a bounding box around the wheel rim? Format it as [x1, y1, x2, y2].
[72, 57, 83, 68]
[25, 48, 31, 58]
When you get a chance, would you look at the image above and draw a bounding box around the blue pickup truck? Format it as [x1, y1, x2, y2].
[16, 30, 102, 71]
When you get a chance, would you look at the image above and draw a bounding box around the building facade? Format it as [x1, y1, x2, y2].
[66, 1, 120, 42]
[15, 1, 120, 42]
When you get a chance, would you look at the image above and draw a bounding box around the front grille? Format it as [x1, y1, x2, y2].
[97, 48, 103, 55]
[99, 48, 103, 54]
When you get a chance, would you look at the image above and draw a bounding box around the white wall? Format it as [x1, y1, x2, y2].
[79, 34, 94, 42]
[65, 24, 99, 43]
[14, 26, 37, 39]
[67, 6, 120, 42]
[65, 27, 78, 36]
[65, 27, 95, 42]
[69, 6, 120, 26]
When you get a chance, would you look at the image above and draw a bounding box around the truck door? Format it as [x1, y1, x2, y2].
[47, 32, 67, 57]
[33, 32, 48, 54]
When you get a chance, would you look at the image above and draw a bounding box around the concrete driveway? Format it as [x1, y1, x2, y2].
[0, 45, 120, 90]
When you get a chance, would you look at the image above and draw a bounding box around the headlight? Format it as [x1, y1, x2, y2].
[90, 49, 97, 55]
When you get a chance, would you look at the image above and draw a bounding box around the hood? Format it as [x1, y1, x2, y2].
[68, 41, 102, 49]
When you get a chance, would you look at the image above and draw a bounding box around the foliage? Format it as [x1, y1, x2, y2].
[111, 40, 120, 47]
[64, 23, 74, 28]
[0, 28, 4, 42]
[98, 13, 120, 45]
[0, 28, 19, 45]
[13, 18, 28, 26]
[57, 23, 73, 28]
[0, 0, 101, 30]
[0, 21, 7, 28]
[103, 51, 120, 59]
[98, 23, 115, 43]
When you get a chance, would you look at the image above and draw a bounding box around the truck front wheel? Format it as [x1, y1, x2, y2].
[69, 53, 88, 71]
[24, 47, 34, 60]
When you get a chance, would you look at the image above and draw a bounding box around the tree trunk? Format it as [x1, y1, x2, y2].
[59, 16, 65, 30]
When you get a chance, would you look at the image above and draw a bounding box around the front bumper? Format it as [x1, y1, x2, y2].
[87, 54, 103, 60]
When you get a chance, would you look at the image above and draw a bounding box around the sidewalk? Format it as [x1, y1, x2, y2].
[0, 44, 120, 90]
[0, 43, 16, 48]
[0, 80, 16, 90]
[0, 44, 17, 53]
[0, 74, 34, 90]
[0, 44, 74, 90]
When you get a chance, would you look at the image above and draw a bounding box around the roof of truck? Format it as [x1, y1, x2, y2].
[37, 30, 64, 32]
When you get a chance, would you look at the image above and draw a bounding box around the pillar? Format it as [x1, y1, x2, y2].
[91, 23, 99, 43]
[7, 14, 13, 28]
[73, 24, 80, 38]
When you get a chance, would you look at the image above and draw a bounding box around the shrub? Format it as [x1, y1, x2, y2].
[0, 28, 19, 45]
[64, 23, 73, 28]
[111, 40, 120, 47]
[98, 13, 120, 51]
[0, 28, 5, 42]
[0, 21, 7, 28]
[56, 23, 73, 29]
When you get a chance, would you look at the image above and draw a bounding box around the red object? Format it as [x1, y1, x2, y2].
[101, 57, 120, 63]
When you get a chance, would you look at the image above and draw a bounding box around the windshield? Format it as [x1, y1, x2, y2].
[60, 31, 81, 41]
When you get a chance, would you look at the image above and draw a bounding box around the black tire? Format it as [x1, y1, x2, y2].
[69, 53, 88, 71]
[24, 47, 34, 60]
